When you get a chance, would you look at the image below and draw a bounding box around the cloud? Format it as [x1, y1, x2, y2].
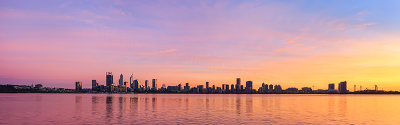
[160, 49, 177, 54]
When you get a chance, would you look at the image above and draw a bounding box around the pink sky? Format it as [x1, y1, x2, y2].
[1, 0, 400, 90]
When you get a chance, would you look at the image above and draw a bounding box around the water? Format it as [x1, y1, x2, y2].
[0, 94, 399, 125]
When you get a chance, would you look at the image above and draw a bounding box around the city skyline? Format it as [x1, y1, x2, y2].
[1, 0, 400, 90]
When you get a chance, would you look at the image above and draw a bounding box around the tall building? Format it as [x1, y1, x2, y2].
[269, 84, 274, 92]
[145, 80, 148, 90]
[206, 82, 209, 90]
[106, 72, 113, 87]
[119, 74, 123, 86]
[75, 81, 82, 91]
[92, 80, 98, 90]
[338, 81, 348, 93]
[152, 79, 157, 90]
[236, 78, 241, 91]
[231, 84, 235, 91]
[225, 84, 229, 91]
[134, 80, 139, 90]
[129, 74, 134, 88]
[328, 83, 335, 91]
[245, 81, 253, 90]
[198, 85, 204, 93]
[184, 83, 190, 91]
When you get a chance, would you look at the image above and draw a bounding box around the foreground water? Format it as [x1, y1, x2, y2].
[0, 94, 399, 124]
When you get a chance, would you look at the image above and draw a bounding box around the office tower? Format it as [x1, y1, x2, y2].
[236, 78, 241, 91]
[246, 81, 253, 90]
[197, 85, 204, 93]
[206, 82, 209, 91]
[178, 84, 182, 91]
[225, 84, 229, 91]
[75, 81, 82, 91]
[231, 84, 235, 91]
[184, 83, 190, 91]
[145, 80, 148, 90]
[106, 72, 113, 86]
[328, 83, 335, 91]
[274, 85, 282, 92]
[92, 80, 98, 90]
[269, 84, 274, 92]
[152, 79, 157, 90]
[134, 80, 139, 90]
[212, 85, 215, 90]
[222, 84, 225, 90]
[338, 81, 348, 93]
[119, 74, 123, 86]
[129, 74, 133, 87]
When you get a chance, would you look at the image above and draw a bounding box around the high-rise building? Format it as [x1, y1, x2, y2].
[198, 85, 204, 93]
[269, 84, 274, 92]
[119, 74, 123, 86]
[184, 83, 190, 91]
[236, 78, 241, 91]
[231, 84, 235, 91]
[328, 83, 335, 91]
[134, 80, 139, 90]
[338, 81, 348, 93]
[225, 84, 229, 91]
[106, 72, 113, 87]
[206, 82, 209, 91]
[129, 74, 134, 88]
[178, 84, 182, 91]
[92, 80, 98, 90]
[145, 80, 148, 90]
[152, 79, 157, 90]
[246, 81, 253, 90]
[75, 81, 82, 91]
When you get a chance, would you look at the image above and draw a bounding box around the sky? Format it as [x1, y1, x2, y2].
[1, 0, 400, 90]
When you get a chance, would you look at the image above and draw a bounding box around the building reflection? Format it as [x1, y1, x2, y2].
[236, 95, 241, 115]
[245, 95, 253, 113]
[106, 96, 113, 119]
[92, 96, 98, 115]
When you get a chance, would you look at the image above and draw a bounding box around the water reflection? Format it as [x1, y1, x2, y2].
[3, 94, 398, 124]
[106, 96, 113, 119]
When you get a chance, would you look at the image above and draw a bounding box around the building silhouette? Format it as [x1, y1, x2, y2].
[75, 81, 82, 91]
[152, 79, 157, 90]
[106, 72, 113, 87]
[92, 80, 98, 90]
[119, 74, 123, 86]
[338, 81, 348, 93]
[235, 78, 241, 92]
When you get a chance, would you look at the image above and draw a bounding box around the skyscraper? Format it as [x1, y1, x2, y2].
[145, 80, 148, 90]
[206, 82, 209, 91]
[236, 78, 241, 91]
[75, 81, 82, 91]
[106, 72, 113, 87]
[134, 80, 139, 90]
[328, 83, 335, 91]
[338, 81, 348, 93]
[269, 84, 274, 92]
[119, 74, 123, 86]
[184, 83, 190, 91]
[152, 79, 157, 90]
[92, 80, 97, 90]
[246, 81, 253, 90]
[129, 74, 134, 88]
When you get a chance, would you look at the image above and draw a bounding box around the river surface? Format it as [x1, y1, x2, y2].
[0, 94, 399, 124]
